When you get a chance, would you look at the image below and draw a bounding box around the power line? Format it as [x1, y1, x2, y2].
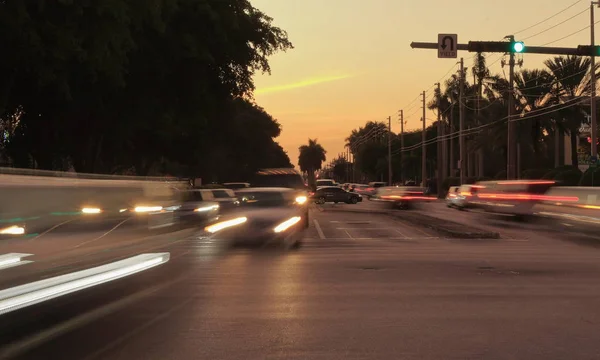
[514, 0, 583, 35]
[542, 19, 600, 46]
[521, 7, 588, 41]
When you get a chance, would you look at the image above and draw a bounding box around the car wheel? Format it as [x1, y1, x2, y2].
[351, 197, 358, 204]
[318, 197, 326, 204]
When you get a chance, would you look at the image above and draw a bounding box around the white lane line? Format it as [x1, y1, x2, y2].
[394, 228, 408, 238]
[30, 219, 74, 241]
[336, 227, 396, 230]
[73, 218, 131, 249]
[313, 219, 326, 239]
[343, 230, 354, 239]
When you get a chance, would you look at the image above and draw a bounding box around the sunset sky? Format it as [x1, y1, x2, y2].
[251, 0, 592, 168]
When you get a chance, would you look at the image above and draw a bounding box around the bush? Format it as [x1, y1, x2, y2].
[579, 167, 600, 186]
[521, 168, 550, 179]
[554, 168, 583, 186]
[494, 170, 507, 180]
[542, 165, 578, 180]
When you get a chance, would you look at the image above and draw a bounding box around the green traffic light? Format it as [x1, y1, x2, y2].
[512, 41, 525, 53]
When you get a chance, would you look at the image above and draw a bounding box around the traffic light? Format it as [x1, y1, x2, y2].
[512, 41, 525, 53]
[467, 41, 525, 54]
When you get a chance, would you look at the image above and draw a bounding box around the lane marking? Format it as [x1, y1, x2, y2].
[0, 275, 187, 360]
[336, 227, 396, 230]
[394, 228, 408, 238]
[313, 219, 326, 239]
[29, 219, 74, 241]
[343, 230, 354, 239]
[73, 218, 131, 249]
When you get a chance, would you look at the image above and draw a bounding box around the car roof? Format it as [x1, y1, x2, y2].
[317, 186, 342, 189]
[236, 187, 295, 193]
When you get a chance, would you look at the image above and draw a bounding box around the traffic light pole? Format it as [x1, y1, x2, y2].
[507, 35, 517, 180]
[436, 82, 444, 196]
[459, 58, 466, 185]
[399, 109, 405, 184]
[388, 115, 392, 186]
[422, 92, 427, 187]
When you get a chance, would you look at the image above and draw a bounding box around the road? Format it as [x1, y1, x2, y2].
[2, 202, 600, 359]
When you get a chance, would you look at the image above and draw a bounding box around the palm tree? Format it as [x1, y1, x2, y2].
[298, 138, 326, 187]
[544, 55, 597, 167]
[514, 68, 556, 167]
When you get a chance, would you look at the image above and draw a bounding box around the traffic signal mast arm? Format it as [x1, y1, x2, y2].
[410, 41, 598, 55]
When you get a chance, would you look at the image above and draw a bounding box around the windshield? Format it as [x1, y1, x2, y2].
[238, 191, 289, 207]
[250, 174, 305, 189]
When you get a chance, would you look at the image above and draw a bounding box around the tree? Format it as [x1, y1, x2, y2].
[298, 139, 326, 187]
[1, 0, 293, 179]
[544, 55, 596, 167]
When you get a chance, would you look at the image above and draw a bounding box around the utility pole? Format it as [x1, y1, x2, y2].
[591, 2, 599, 160]
[459, 58, 466, 185]
[436, 82, 443, 197]
[399, 110, 405, 184]
[387, 115, 392, 185]
[507, 35, 517, 180]
[421, 91, 427, 187]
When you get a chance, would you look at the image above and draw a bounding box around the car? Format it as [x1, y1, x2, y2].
[249, 168, 309, 228]
[175, 189, 221, 224]
[316, 179, 337, 188]
[310, 186, 362, 204]
[223, 182, 250, 190]
[373, 186, 433, 209]
[204, 187, 307, 249]
[364, 181, 387, 199]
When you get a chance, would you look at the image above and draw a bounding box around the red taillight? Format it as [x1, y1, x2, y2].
[309, 192, 315, 196]
[477, 193, 579, 202]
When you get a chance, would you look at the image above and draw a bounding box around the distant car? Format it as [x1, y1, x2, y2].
[311, 186, 362, 204]
[180, 188, 239, 214]
[207, 187, 308, 249]
[223, 182, 250, 190]
[364, 182, 387, 199]
[176, 189, 221, 224]
[316, 179, 338, 188]
[449, 184, 480, 210]
[373, 186, 432, 209]
[249, 168, 309, 228]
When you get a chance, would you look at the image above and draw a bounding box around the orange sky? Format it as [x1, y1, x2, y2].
[251, 0, 593, 168]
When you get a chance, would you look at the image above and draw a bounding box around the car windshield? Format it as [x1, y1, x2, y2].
[250, 174, 305, 189]
[238, 191, 289, 207]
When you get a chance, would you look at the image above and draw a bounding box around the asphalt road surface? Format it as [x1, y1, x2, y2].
[2, 203, 600, 359]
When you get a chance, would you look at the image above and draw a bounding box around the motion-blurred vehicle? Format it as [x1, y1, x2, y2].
[223, 182, 250, 190]
[250, 168, 309, 228]
[470, 180, 560, 220]
[205, 187, 307, 248]
[351, 184, 370, 196]
[175, 189, 220, 224]
[364, 181, 387, 199]
[311, 186, 362, 204]
[532, 186, 600, 234]
[372, 186, 433, 209]
[446, 184, 481, 210]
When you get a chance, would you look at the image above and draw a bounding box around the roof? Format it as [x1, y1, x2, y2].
[256, 168, 301, 176]
[236, 187, 296, 193]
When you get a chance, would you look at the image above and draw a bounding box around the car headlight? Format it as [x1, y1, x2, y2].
[274, 216, 302, 233]
[295, 196, 308, 205]
[194, 204, 219, 212]
[205, 217, 247, 233]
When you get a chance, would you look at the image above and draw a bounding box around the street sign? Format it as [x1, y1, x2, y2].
[438, 34, 458, 58]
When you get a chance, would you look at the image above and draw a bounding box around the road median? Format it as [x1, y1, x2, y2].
[389, 211, 500, 239]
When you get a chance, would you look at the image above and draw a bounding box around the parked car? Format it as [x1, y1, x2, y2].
[311, 186, 362, 204]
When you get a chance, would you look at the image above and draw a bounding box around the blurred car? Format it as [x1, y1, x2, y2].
[364, 181, 387, 199]
[446, 184, 481, 210]
[249, 168, 309, 228]
[205, 187, 308, 248]
[223, 182, 250, 190]
[470, 180, 559, 220]
[175, 189, 221, 224]
[310, 186, 362, 204]
[372, 186, 433, 209]
[351, 184, 369, 196]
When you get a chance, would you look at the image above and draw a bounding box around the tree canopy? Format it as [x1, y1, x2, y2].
[0, 0, 293, 181]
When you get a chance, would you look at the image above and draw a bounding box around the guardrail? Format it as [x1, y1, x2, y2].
[0, 169, 191, 237]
